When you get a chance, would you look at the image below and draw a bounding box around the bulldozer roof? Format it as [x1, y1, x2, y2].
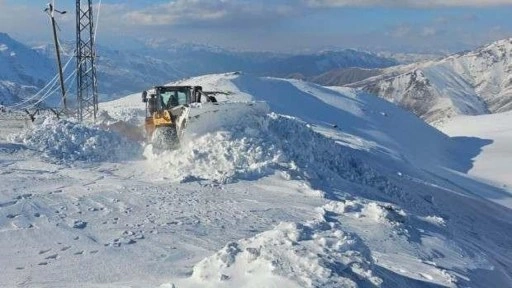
[154, 85, 202, 91]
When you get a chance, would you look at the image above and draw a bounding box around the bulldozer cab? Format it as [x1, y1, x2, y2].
[142, 86, 203, 115]
[159, 88, 189, 109]
[141, 85, 218, 148]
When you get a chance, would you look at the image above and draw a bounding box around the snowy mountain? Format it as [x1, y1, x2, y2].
[1, 32, 397, 107]
[33, 42, 188, 101]
[2, 72, 509, 286]
[300, 67, 384, 86]
[254, 49, 397, 77]
[0, 33, 55, 106]
[349, 38, 512, 125]
[114, 75, 512, 288]
[32, 37, 396, 101]
[377, 51, 445, 64]
[129, 44, 398, 78]
[95, 46, 397, 100]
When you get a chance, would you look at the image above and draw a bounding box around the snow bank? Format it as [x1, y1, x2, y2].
[268, 114, 399, 194]
[168, 203, 382, 288]
[146, 104, 398, 197]
[10, 117, 142, 162]
[324, 200, 407, 227]
[144, 102, 282, 182]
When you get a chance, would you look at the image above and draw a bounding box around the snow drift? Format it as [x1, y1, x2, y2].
[169, 203, 383, 288]
[96, 72, 512, 288]
[10, 117, 142, 162]
[144, 101, 398, 200]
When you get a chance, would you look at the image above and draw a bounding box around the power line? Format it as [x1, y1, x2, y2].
[94, 0, 102, 43]
[24, 67, 78, 110]
[5, 55, 75, 109]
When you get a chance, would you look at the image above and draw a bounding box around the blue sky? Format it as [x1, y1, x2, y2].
[2, 0, 512, 53]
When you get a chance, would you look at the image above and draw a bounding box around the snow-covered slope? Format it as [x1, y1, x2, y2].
[440, 111, 512, 192]
[99, 73, 512, 287]
[107, 72, 454, 171]
[350, 38, 512, 125]
[1, 73, 511, 287]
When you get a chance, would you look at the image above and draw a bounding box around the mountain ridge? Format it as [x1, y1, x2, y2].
[26, 34, 397, 103]
[347, 38, 512, 125]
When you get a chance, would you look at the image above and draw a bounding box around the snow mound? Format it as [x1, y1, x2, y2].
[144, 102, 282, 182]
[10, 118, 142, 162]
[169, 204, 382, 288]
[324, 200, 407, 227]
[145, 103, 398, 197]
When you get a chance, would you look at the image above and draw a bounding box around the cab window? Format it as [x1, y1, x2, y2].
[160, 91, 176, 108]
[160, 89, 190, 108]
[177, 91, 188, 105]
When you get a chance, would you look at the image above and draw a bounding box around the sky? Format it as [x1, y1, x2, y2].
[2, 0, 512, 54]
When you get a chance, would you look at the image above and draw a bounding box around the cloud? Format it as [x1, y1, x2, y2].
[306, 0, 512, 8]
[122, 0, 296, 27]
[0, 0, 79, 42]
[117, 0, 511, 29]
[385, 23, 444, 41]
[462, 13, 479, 21]
[0, 1, 51, 38]
[421, 27, 437, 37]
[1, 0, 511, 54]
[387, 24, 412, 38]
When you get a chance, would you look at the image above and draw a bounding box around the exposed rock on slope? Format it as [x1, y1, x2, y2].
[349, 38, 512, 125]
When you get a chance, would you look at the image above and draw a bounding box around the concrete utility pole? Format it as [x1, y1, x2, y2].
[76, 0, 98, 122]
[45, 1, 67, 112]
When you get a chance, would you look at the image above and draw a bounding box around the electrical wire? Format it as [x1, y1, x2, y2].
[24, 66, 78, 110]
[94, 0, 102, 43]
[6, 55, 74, 109]
[6, 0, 102, 113]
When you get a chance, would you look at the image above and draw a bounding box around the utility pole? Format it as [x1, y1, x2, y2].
[45, 1, 67, 112]
[76, 0, 98, 122]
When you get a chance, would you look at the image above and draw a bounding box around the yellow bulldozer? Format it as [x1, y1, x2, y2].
[142, 85, 217, 149]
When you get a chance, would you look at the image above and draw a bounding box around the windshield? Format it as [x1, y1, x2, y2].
[160, 90, 189, 108]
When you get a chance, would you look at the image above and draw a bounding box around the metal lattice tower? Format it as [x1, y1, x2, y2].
[76, 0, 98, 122]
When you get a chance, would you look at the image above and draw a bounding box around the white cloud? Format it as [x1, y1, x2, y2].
[421, 27, 437, 36]
[0, 0, 511, 53]
[307, 0, 512, 7]
[387, 24, 412, 38]
[123, 0, 295, 27]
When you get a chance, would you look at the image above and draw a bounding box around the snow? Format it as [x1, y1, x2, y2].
[9, 117, 142, 163]
[1, 72, 512, 287]
[440, 111, 512, 193]
[351, 38, 512, 125]
[145, 104, 398, 198]
[144, 102, 281, 183]
[173, 204, 382, 288]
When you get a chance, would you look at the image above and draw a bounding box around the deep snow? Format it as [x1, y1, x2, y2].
[9, 117, 142, 163]
[1, 72, 511, 287]
[440, 111, 512, 193]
